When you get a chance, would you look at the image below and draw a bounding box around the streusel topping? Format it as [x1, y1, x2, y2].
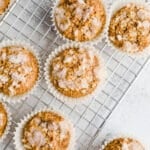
[0, 102, 7, 137]
[54, 0, 106, 42]
[109, 3, 150, 53]
[0, 46, 39, 96]
[22, 111, 72, 150]
[0, 0, 10, 15]
[103, 138, 144, 150]
[50, 48, 102, 98]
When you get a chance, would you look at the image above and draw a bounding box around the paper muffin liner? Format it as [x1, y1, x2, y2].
[51, 0, 109, 45]
[14, 107, 75, 150]
[44, 43, 107, 105]
[0, 40, 41, 104]
[99, 133, 145, 150]
[0, 100, 12, 143]
[0, 0, 18, 22]
[106, 0, 150, 58]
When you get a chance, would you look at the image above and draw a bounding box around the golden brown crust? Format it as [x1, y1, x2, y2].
[0, 102, 7, 137]
[103, 138, 145, 150]
[0, 46, 39, 96]
[109, 3, 150, 53]
[54, 0, 106, 42]
[50, 48, 101, 98]
[0, 0, 10, 15]
[22, 111, 71, 150]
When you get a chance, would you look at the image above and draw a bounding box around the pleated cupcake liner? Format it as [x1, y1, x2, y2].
[14, 107, 75, 150]
[44, 42, 107, 105]
[51, 0, 109, 45]
[99, 133, 145, 150]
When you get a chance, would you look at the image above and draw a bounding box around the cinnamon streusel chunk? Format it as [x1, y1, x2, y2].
[54, 0, 106, 42]
[103, 138, 144, 150]
[0, 0, 10, 15]
[0, 102, 7, 137]
[109, 3, 150, 53]
[22, 111, 73, 150]
[0, 46, 39, 97]
[50, 47, 103, 98]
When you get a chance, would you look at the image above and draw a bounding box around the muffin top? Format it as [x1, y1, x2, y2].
[109, 3, 150, 53]
[54, 0, 106, 42]
[0, 0, 10, 15]
[50, 47, 103, 98]
[0, 102, 7, 138]
[103, 138, 144, 150]
[22, 111, 73, 150]
[0, 46, 39, 96]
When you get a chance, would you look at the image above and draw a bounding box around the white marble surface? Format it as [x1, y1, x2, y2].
[98, 60, 150, 149]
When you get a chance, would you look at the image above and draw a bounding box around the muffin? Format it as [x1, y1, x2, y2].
[15, 110, 74, 150]
[54, 0, 106, 42]
[0, 101, 11, 141]
[0, 41, 39, 100]
[102, 138, 145, 150]
[0, 0, 10, 15]
[108, 3, 150, 54]
[45, 44, 106, 101]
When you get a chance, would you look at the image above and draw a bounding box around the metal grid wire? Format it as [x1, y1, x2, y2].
[0, 0, 149, 149]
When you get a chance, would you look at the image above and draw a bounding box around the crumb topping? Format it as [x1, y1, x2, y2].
[104, 138, 144, 150]
[0, 46, 39, 96]
[22, 111, 72, 150]
[109, 3, 150, 53]
[50, 48, 102, 98]
[55, 0, 106, 42]
[0, 0, 10, 15]
[0, 102, 7, 137]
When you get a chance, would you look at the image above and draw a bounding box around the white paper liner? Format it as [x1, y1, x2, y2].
[0, 40, 41, 104]
[0, 100, 11, 143]
[0, 0, 18, 22]
[99, 133, 145, 150]
[51, 0, 109, 45]
[106, 0, 150, 58]
[44, 43, 107, 104]
[14, 107, 75, 150]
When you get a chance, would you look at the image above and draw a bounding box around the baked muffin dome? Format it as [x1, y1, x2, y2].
[54, 0, 106, 42]
[0, 0, 10, 15]
[0, 45, 39, 97]
[109, 3, 150, 54]
[49, 46, 105, 98]
[21, 111, 74, 150]
[103, 138, 144, 150]
[0, 102, 7, 138]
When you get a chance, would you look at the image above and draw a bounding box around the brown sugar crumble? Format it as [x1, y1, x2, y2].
[22, 111, 72, 150]
[103, 138, 145, 150]
[0, 46, 39, 97]
[50, 47, 103, 98]
[0, 102, 7, 138]
[54, 0, 106, 42]
[109, 3, 150, 53]
[0, 0, 10, 15]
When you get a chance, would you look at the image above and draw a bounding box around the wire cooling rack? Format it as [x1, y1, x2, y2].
[0, 0, 150, 149]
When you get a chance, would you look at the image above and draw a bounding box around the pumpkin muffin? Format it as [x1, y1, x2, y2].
[21, 111, 74, 150]
[109, 3, 150, 54]
[103, 138, 145, 150]
[0, 0, 10, 15]
[0, 102, 7, 138]
[48, 46, 105, 98]
[54, 0, 106, 42]
[0, 45, 39, 97]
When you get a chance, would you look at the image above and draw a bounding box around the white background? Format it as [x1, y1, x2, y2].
[99, 60, 150, 149]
